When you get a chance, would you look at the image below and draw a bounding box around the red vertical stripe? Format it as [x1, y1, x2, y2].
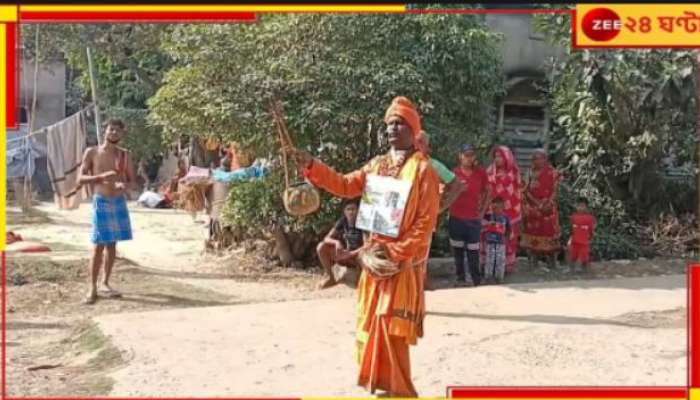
[5, 23, 15, 129]
[571, 8, 579, 49]
[690, 264, 700, 387]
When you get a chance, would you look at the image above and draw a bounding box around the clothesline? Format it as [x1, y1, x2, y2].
[106, 106, 148, 112]
[6, 103, 95, 144]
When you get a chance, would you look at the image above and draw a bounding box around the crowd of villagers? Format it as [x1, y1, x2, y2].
[292, 96, 596, 397]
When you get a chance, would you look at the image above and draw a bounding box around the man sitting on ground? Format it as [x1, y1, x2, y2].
[316, 200, 364, 289]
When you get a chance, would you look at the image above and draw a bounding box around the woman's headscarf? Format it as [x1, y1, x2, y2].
[530, 148, 555, 174]
[528, 148, 559, 199]
[532, 148, 549, 165]
[487, 145, 522, 219]
[488, 146, 520, 180]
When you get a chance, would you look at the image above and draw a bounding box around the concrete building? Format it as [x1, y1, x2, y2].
[485, 14, 565, 170]
[13, 59, 67, 196]
[19, 59, 66, 131]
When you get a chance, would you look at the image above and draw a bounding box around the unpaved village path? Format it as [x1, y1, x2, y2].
[7, 202, 688, 397]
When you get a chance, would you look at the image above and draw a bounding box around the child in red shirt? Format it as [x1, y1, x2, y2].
[568, 197, 596, 269]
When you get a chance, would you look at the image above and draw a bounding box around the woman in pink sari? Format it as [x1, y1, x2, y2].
[482, 145, 522, 274]
[521, 149, 561, 268]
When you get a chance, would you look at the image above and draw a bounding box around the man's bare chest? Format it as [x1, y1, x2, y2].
[92, 151, 121, 174]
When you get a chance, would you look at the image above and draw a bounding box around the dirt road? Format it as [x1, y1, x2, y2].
[6, 202, 688, 397]
[96, 275, 686, 397]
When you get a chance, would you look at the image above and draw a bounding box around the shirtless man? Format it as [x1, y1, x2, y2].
[77, 118, 136, 304]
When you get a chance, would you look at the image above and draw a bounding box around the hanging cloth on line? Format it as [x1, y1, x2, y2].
[46, 109, 89, 210]
[6, 125, 46, 180]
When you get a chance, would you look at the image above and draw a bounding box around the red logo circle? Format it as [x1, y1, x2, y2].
[581, 8, 622, 42]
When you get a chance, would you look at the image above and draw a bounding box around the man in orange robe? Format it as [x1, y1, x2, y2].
[293, 97, 440, 397]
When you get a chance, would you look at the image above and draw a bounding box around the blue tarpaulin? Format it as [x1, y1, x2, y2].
[212, 164, 269, 183]
[7, 125, 46, 180]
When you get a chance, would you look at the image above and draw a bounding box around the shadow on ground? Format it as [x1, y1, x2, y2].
[426, 257, 687, 292]
[6, 321, 70, 330]
[427, 311, 652, 328]
[109, 293, 236, 308]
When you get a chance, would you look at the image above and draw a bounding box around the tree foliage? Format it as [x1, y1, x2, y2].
[149, 14, 505, 237]
[22, 24, 171, 100]
[22, 24, 171, 158]
[534, 14, 698, 220]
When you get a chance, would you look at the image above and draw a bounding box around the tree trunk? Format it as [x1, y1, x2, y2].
[290, 231, 319, 262]
[272, 224, 295, 267]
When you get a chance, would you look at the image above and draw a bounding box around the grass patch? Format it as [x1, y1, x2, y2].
[7, 207, 53, 225]
[7, 257, 85, 285]
[61, 321, 124, 395]
[72, 321, 109, 353]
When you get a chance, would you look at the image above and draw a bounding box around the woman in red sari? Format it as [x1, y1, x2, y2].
[522, 149, 561, 268]
[483, 145, 522, 274]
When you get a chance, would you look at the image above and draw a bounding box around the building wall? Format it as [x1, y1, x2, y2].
[484, 14, 565, 171]
[484, 14, 564, 77]
[17, 60, 66, 196]
[19, 60, 66, 135]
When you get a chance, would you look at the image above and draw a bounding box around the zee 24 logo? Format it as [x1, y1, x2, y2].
[582, 7, 700, 42]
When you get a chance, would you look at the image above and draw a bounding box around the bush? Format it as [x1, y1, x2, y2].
[221, 167, 348, 242]
[662, 177, 697, 216]
[107, 107, 167, 164]
[557, 181, 642, 261]
[591, 230, 643, 260]
[535, 13, 697, 222]
[151, 14, 505, 242]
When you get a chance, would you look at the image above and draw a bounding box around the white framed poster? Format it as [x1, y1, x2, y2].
[356, 174, 412, 238]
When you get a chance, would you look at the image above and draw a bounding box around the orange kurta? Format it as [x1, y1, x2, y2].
[305, 151, 440, 397]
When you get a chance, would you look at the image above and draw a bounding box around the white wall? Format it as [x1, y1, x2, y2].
[485, 14, 565, 77]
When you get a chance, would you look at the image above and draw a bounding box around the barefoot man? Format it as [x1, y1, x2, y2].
[316, 199, 364, 289]
[77, 118, 136, 304]
[293, 97, 440, 397]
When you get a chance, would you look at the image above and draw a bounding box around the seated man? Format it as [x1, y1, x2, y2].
[161, 158, 188, 206]
[316, 200, 364, 289]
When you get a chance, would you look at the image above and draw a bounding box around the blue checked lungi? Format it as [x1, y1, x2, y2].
[91, 193, 133, 245]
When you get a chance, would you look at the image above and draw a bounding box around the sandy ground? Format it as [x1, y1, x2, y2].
[6, 201, 689, 397]
[97, 276, 686, 397]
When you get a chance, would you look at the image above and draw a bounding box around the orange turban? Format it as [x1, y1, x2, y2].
[384, 96, 421, 137]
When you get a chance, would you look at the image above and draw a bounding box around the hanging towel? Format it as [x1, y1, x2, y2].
[46, 111, 88, 210]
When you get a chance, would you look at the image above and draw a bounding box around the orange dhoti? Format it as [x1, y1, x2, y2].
[305, 151, 439, 397]
[356, 258, 427, 397]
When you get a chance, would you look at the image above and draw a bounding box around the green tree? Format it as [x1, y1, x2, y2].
[534, 14, 698, 220]
[148, 14, 505, 243]
[22, 24, 171, 99]
[22, 24, 172, 159]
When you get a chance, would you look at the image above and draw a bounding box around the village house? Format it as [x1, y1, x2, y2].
[9, 57, 66, 199]
[485, 13, 565, 171]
